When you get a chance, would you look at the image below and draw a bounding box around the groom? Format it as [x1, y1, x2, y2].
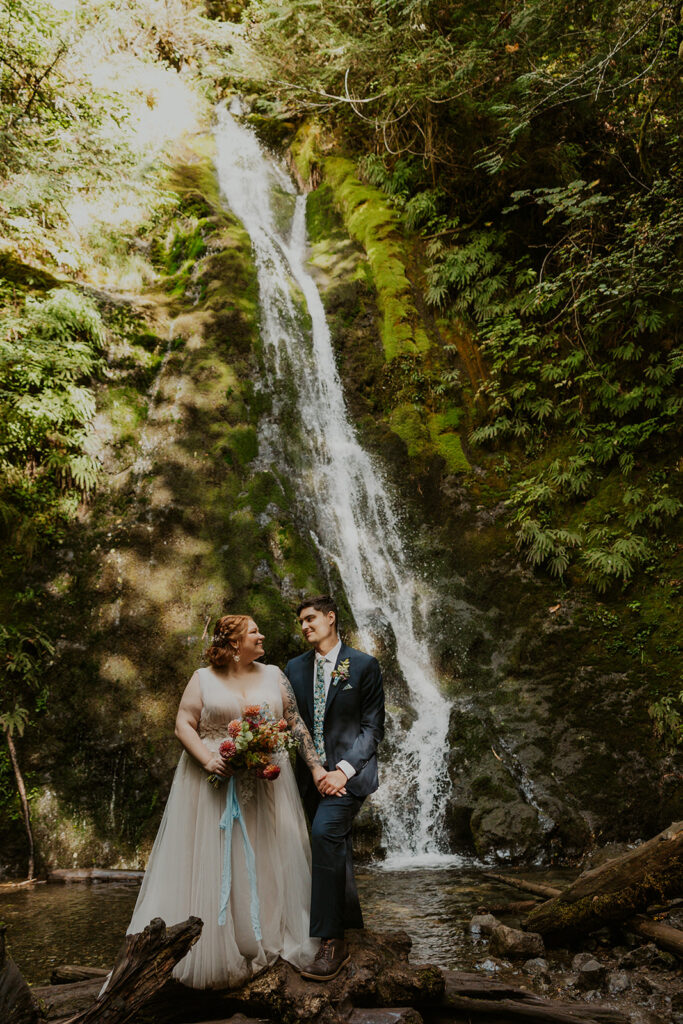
[285, 595, 385, 981]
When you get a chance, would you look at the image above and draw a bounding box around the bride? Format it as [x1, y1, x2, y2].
[124, 614, 325, 988]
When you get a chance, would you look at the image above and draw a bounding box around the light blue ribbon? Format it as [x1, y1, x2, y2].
[218, 776, 262, 939]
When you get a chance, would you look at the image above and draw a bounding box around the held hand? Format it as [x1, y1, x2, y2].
[203, 753, 233, 777]
[318, 768, 347, 797]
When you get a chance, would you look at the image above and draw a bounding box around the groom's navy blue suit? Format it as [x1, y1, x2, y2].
[285, 642, 384, 938]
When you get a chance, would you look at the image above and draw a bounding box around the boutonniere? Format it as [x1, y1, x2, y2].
[331, 658, 351, 687]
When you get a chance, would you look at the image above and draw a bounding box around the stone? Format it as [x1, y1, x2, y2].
[607, 972, 630, 995]
[523, 957, 550, 980]
[618, 942, 661, 968]
[489, 925, 544, 960]
[468, 914, 500, 936]
[574, 958, 606, 990]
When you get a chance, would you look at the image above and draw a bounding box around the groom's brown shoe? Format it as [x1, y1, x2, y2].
[300, 938, 350, 981]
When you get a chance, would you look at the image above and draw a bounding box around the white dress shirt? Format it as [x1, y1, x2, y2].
[314, 639, 356, 780]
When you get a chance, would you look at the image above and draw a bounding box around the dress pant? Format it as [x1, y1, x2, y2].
[303, 788, 364, 939]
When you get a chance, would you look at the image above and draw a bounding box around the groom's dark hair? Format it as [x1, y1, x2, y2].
[296, 595, 338, 630]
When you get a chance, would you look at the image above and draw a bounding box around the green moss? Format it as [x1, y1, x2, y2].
[98, 386, 148, 443]
[306, 183, 343, 244]
[388, 403, 430, 457]
[427, 410, 470, 474]
[223, 425, 258, 467]
[289, 121, 323, 185]
[296, 148, 430, 361]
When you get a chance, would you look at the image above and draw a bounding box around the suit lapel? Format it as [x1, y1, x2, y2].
[324, 643, 351, 717]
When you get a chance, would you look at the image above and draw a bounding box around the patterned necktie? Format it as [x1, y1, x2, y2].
[313, 655, 326, 760]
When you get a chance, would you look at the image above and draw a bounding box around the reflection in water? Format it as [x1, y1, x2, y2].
[2, 869, 521, 985]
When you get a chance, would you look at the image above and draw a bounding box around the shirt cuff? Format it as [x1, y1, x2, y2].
[337, 760, 356, 779]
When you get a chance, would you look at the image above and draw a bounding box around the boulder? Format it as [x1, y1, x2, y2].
[489, 925, 544, 960]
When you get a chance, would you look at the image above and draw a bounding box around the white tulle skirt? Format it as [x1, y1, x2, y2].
[127, 750, 316, 989]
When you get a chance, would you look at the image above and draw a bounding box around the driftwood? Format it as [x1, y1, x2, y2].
[525, 820, 683, 939]
[58, 916, 202, 1023]
[0, 924, 39, 1024]
[0, 879, 45, 893]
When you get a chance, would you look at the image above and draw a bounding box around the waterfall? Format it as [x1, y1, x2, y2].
[214, 108, 461, 867]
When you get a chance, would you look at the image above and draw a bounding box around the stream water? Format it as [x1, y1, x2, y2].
[0, 869, 540, 986]
[214, 106, 455, 865]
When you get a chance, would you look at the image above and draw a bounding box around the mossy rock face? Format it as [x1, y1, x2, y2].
[295, 121, 682, 862]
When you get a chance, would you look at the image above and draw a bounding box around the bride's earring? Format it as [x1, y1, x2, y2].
[233, 652, 240, 663]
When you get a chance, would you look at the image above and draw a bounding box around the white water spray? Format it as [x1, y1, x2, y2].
[214, 109, 460, 865]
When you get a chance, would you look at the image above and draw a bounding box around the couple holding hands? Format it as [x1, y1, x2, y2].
[124, 595, 385, 989]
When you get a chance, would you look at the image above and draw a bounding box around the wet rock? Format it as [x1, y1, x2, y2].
[468, 914, 499, 936]
[607, 971, 630, 994]
[489, 925, 544, 960]
[523, 957, 550, 983]
[469, 801, 543, 862]
[475, 957, 505, 972]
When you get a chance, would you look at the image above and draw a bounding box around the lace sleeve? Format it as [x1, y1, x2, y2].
[278, 670, 323, 772]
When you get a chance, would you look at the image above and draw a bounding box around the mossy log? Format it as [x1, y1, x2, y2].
[524, 821, 683, 940]
[0, 924, 40, 1024]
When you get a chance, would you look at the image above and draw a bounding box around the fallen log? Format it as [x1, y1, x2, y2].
[0, 924, 40, 1024]
[485, 874, 562, 900]
[47, 868, 144, 884]
[439, 969, 627, 1024]
[60, 916, 202, 1023]
[631, 915, 683, 958]
[50, 966, 109, 985]
[525, 821, 683, 939]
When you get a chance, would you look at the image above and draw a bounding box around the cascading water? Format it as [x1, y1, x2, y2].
[214, 107, 461, 866]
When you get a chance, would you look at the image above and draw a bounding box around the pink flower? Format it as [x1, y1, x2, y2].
[219, 739, 236, 759]
[258, 763, 280, 781]
[227, 720, 241, 737]
[277, 719, 288, 732]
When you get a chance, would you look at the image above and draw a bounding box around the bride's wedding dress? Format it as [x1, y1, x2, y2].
[126, 665, 316, 988]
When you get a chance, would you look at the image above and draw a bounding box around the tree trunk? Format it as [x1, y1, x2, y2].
[525, 821, 683, 940]
[5, 729, 35, 881]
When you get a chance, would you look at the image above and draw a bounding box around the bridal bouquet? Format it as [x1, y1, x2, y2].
[207, 704, 296, 787]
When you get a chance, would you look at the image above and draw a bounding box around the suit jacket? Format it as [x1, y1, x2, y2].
[284, 642, 385, 800]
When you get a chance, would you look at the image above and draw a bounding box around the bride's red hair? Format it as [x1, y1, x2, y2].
[206, 614, 250, 667]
